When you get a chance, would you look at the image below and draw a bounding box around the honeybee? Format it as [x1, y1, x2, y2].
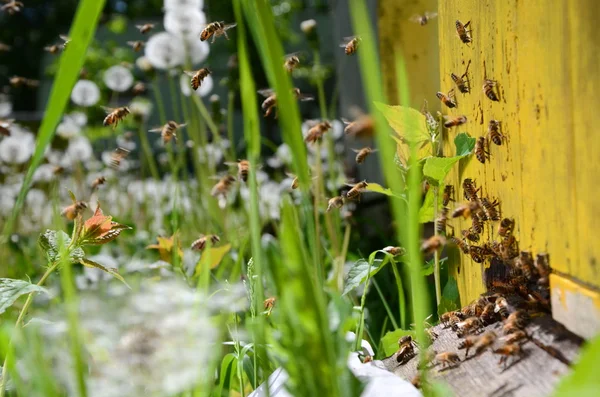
[352, 147, 377, 164]
[497, 218, 514, 238]
[0, 119, 14, 136]
[436, 207, 450, 234]
[535, 253, 550, 285]
[481, 197, 500, 221]
[185, 68, 211, 91]
[483, 79, 500, 101]
[149, 121, 187, 144]
[451, 60, 471, 93]
[449, 236, 470, 254]
[455, 316, 483, 337]
[480, 303, 498, 325]
[515, 251, 535, 281]
[1, 1, 24, 15]
[91, 176, 106, 190]
[440, 311, 464, 328]
[458, 335, 479, 358]
[471, 212, 483, 234]
[344, 180, 368, 201]
[305, 120, 332, 144]
[135, 23, 155, 34]
[200, 22, 237, 43]
[211, 175, 236, 197]
[493, 343, 523, 367]
[110, 147, 130, 169]
[443, 185, 455, 206]
[421, 235, 446, 255]
[462, 228, 480, 242]
[398, 335, 417, 349]
[474, 136, 490, 164]
[503, 330, 528, 345]
[451, 201, 480, 219]
[225, 160, 250, 182]
[283, 52, 301, 73]
[434, 352, 460, 369]
[340, 36, 361, 55]
[44, 44, 63, 54]
[409, 11, 438, 26]
[469, 245, 488, 263]
[9, 76, 39, 88]
[102, 106, 130, 129]
[498, 235, 519, 261]
[436, 89, 457, 108]
[132, 82, 146, 95]
[494, 296, 510, 318]
[396, 343, 415, 364]
[487, 119, 503, 145]
[263, 297, 276, 316]
[61, 200, 87, 221]
[462, 178, 480, 201]
[191, 234, 220, 251]
[382, 246, 405, 256]
[455, 20, 472, 44]
[0, 42, 11, 52]
[343, 113, 374, 137]
[473, 331, 497, 356]
[258, 88, 314, 118]
[126, 40, 145, 52]
[411, 374, 421, 389]
[443, 115, 467, 128]
[53, 166, 65, 175]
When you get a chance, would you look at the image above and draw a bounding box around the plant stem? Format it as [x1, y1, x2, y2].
[0, 262, 59, 397]
[372, 278, 399, 330]
[390, 259, 407, 329]
[227, 90, 236, 161]
[433, 186, 441, 306]
[334, 223, 352, 292]
[137, 122, 160, 180]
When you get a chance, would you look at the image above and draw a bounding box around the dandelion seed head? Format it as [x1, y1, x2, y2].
[0, 132, 34, 164]
[145, 32, 185, 70]
[198, 74, 213, 97]
[32, 163, 58, 183]
[300, 19, 317, 34]
[66, 111, 88, 127]
[66, 136, 93, 163]
[0, 93, 12, 117]
[186, 38, 210, 65]
[129, 97, 153, 120]
[135, 56, 154, 73]
[164, 8, 206, 39]
[56, 119, 81, 139]
[71, 79, 100, 107]
[163, 0, 203, 11]
[103, 65, 134, 92]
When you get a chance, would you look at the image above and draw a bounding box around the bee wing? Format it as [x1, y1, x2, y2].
[59, 34, 71, 43]
[257, 88, 274, 97]
[148, 126, 163, 133]
[223, 23, 237, 31]
[177, 123, 187, 129]
[224, 161, 238, 167]
[285, 172, 296, 178]
[101, 106, 116, 114]
[409, 14, 424, 23]
[283, 51, 303, 59]
[184, 70, 196, 77]
[351, 148, 362, 153]
[114, 147, 130, 156]
[126, 41, 139, 46]
[298, 94, 314, 102]
[425, 11, 438, 20]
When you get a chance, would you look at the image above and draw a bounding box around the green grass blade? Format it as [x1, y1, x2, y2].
[3, 0, 106, 237]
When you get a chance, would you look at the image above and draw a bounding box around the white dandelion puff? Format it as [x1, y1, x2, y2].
[186, 38, 210, 65]
[0, 133, 34, 164]
[65, 111, 88, 127]
[104, 65, 134, 92]
[129, 98, 153, 121]
[71, 80, 100, 107]
[197, 74, 213, 97]
[56, 119, 81, 139]
[145, 32, 185, 70]
[164, 8, 206, 39]
[135, 56, 153, 73]
[164, 0, 203, 11]
[0, 93, 12, 118]
[66, 136, 93, 163]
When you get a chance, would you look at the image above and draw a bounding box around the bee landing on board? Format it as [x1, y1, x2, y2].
[210, 175, 236, 198]
[451, 60, 471, 93]
[493, 343, 523, 368]
[440, 310, 465, 328]
[340, 36, 361, 55]
[283, 52, 301, 73]
[149, 121, 187, 144]
[102, 106, 130, 129]
[225, 160, 250, 183]
[110, 147, 130, 169]
[487, 119, 504, 145]
[200, 22, 237, 43]
[454, 316, 484, 337]
[135, 23, 155, 34]
[451, 200, 480, 219]
[483, 79, 500, 101]
[458, 335, 479, 358]
[434, 352, 461, 369]
[474, 136, 490, 164]
[127, 41, 145, 52]
[304, 120, 332, 144]
[409, 11, 438, 26]
[443, 115, 467, 128]
[185, 68, 212, 90]
[455, 20, 472, 44]
[473, 331, 497, 356]
[191, 234, 220, 251]
[502, 330, 528, 345]
[352, 147, 377, 164]
[436, 89, 457, 108]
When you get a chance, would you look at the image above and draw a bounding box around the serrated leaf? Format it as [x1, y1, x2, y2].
[0, 278, 49, 315]
[365, 183, 394, 197]
[381, 329, 415, 356]
[423, 156, 463, 185]
[374, 102, 428, 143]
[454, 132, 476, 157]
[342, 258, 388, 296]
[195, 243, 232, 275]
[38, 230, 71, 263]
[79, 258, 130, 289]
[418, 188, 445, 223]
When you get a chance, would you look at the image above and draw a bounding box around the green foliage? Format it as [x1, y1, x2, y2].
[454, 132, 476, 157]
[423, 133, 475, 185]
[438, 277, 460, 315]
[381, 329, 415, 357]
[374, 101, 429, 144]
[553, 335, 600, 397]
[422, 257, 448, 276]
[0, 279, 48, 315]
[38, 230, 84, 264]
[79, 258, 130, 288]
[343, 250, 402, 296]
[418, 188, 444, 223]
[216, 353, 238, 397]
[107, 15, 128, 34]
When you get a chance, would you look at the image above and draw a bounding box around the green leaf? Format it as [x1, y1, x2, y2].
[38, 230, 78, 263]
[381, 329, 415, 357]
[3, 0, 106, 237]
[454, 132, 476, 157]
[107, 15, 127, 34]
[194, 243, 232, 276]
[421, 257, 448, 276]
[374, 102, 429, 143]
[418, 188, 444, 223]
[0, 279, 49, 315]
[343, 258, 389, 296]
[79, 258, 130, 289]
[216, 353, 237, 397]
[438, 277, 460, 315]
[365, 182, 394, 196]
[553, 335, 600, 397]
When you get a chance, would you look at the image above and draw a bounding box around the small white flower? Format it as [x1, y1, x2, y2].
[331, 119, 344, 140]
[129, 98, 153, 120]
[197, 74, 213, 97]
[104, 65, 134, 92]
[186, 38, 210, 65]
[67, 136, 93, 162]
[0, 133, 34, 164]
[145, 32, 185, 70]
[300, 19, 317, 34]
[66, 111, 88, 127]
[56, 119, 81, 139]
[116, 134, 137, 152]
[164, 0, 203, 10]
[71, 80, 100, 107]
[0, 93, 12, 118]
[136, 56, 154, 73]
[266, 143, 292, 168]
[33, 163, 57, 183]
[164, 8, 206, 39]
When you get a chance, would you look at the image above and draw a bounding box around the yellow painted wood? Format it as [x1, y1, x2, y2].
[435, 0, 600, 304]
[378, 0, 440, 107]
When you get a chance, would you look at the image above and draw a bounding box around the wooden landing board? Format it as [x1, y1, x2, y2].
[380, 315, 582, 397]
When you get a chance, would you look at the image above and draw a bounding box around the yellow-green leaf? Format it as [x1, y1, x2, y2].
[195, 243, 232, 275]
[80, 258, 130, 289]
[374, 102, 429, 143]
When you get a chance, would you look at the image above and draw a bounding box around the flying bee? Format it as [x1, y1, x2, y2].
[257, 88, 313, 118]
[434, 352, 460, 369]
[110, 147, 130, 169]
[126, 40, 145, 52]
[458, 335, 479, 358]
[352, 147, 378, 164]
[61, 200, 87, 221]
[483, 79, 500, 101]
[200, 21, 237, 43]
[283, 52, 301, 73]
[497, 218, 514, 238]
[91, 176, 106, 190]
[132, 82, 146, 95]
[449, 236, 470, 254]
[436, 89, 457, 108]
[305, 120, 332, 144]
[454, 316, 483, 337]
[0, 42, 11, 52]
[462, 228, 480, 242]
[185, 68, 211, 90]
[9, 76, 39, 88]
[102, 106, 130, 129]
[343, 114, 374, 137]
[135, 23, 155, 34]
[471, 212, 483, 234]
[493, 343, 523, 367]
[190, 234, 220, 251]
[409, 11, 438, 26]
[149, 121, 187, 144]
[211, 175, 236, 197]
[1, 1, 24, 15]
[475, 136, 490, 164]
[455, 20, 472, 44]
[0, 119, 14, 136]
[44, 44, 63, 54]
[451, 200, 480, 219]
[494, 297, 510, 318]
[436, 207, 450, 234]
[382, 246, 405, 256]
[344, 180, 368, 201]
[340, 36, 361, 55]
[421, 235, 446, 255]
[503, 330, 528, 345]
[451, 60, 471, 93]
[224, 159, 250, 182]
[481, 197, 500, 221]
[263, 297, 276, 316]
[443, 115, 467, 128]
[480, 303, 498, 325]
[487, 119, 504, 145]
[443, 185, 455, 206]
[535, 253, 551, 286]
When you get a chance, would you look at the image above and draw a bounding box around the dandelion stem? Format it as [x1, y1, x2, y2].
[227, 90, 236, 161]
[137, 122, 160, 180]
[391, 259, 407, 329]
[433, 186, 441, 306]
